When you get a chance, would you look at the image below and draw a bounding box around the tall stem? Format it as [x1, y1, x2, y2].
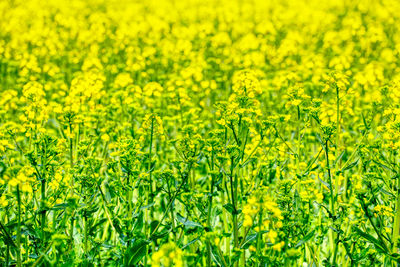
[148, 117, 154, 211]
[256, 209, 263, 265]
[335, 85, 340, 194]
[69, 121, 74, 189]
[69, 120, 75, 240]
[325, 140, 338, 265]
[206, 151, 214, 267]
[392, 177, 400, 253]
[229, 157, 239, 267]
[84, 215, 88, 255]
[41, 179, 46, 242]
[127, 172, 132, 217]
[16, 186, 22, 267]
[325, 141, 335, 220]
[145, 117, 155, 265]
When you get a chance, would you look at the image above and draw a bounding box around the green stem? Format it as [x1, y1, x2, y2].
[6, 244, 9, 267]
[325, 140, 338, 265]
[297, 105, 301, 169]
[335, 85, 340, 193]
[41, 179, 46, 243]
[150, 166, 191, 237]
[32, 242, 53, 267]
[16, 186, 22, 267]
[146, 117, 154, 267]
[148, 117, 154, 218]
[256, 209, 263, 265]
[393, 177, 400, 253]
[229, 157, 239, 266]
[127, 171, 133, 222]
[207, 151, 215, 267]
[84, 215, 88, 255]
[206, 239, 212, 267]
[69, 120, 75, 240]
[325, 141, 335, 218]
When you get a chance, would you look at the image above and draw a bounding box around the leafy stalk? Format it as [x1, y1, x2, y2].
[16, 185, 22, 267]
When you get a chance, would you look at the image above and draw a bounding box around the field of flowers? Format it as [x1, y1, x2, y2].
[1, 0, 400, 266]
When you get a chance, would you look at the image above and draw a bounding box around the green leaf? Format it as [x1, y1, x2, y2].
[51, 203, 70, 211]
[176, 214, 203, 228]
[240, 231, 267, 249]
[182, 238, 199, 250]
[223, 203, 235, 214]
[0, 161, 6, 176]
[124, 239, 149, 266]
[373, 160, 396, 173]
[241, 233, 257, 249]
[295, 229, 315, 248]
[315, 202, 333, 218]
[342, 160, 359, 172]
[380, 188, 395, 197]
[352, 226, 388, 253]
[353, 247, 370, 261]
[333, 151, 344, 167]
[89, 218, 107, 235]
[315, 133, 324, 147]
[150, 220, 160, 233]
[133, 212, 144, 233]
[140, 202, 155, 211]
[361, 112, 371, 130]
[211, 246, 226, 267]
[318, 178, 330, 190]
[0, 221, 16, 248]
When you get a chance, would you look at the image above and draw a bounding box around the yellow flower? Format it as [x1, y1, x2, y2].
[151, 242, 183, 267]
[101, 133, 110, 142]
[272, 241, 285, 252]
[0, 195, 9, 207]
[268, 230, 278, 243]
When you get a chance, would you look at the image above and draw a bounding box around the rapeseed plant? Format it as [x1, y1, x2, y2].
[1, 0, 400, 266]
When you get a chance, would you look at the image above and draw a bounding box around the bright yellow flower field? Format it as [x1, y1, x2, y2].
[1, 0, 400, 266]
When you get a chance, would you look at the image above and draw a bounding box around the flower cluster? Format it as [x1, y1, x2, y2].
[151, 242, 184, 267]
